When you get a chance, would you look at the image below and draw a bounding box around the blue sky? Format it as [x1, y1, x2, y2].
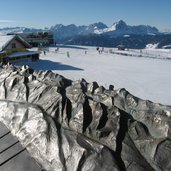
[0, 0, 171, 31]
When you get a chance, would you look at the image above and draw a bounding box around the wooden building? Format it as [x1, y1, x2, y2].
[0, 35, 39, 63]
[117, 45, 126, 51]
[8, 32, 54, 47]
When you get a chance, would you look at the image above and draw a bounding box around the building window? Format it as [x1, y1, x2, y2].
[12, 43, 16, 49]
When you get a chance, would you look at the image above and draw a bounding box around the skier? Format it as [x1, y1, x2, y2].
[67, 51, 70, 58]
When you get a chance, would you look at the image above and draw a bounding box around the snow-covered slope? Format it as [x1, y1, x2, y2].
[15, 46, 171, 105]
[146, 43, 159, 49]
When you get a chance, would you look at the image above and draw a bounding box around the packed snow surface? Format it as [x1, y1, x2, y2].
[16, 46, 171, 105]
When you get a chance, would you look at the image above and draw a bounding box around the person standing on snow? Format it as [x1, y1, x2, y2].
[67, 51, 70, 58]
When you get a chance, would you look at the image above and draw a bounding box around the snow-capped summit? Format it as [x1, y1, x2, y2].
[111, 20, 127, 30]
[51, 24, 80, 39]
[82, 22, 107, 35]
[88, 22, 108, 30]
[95, 20, 128, 34]
[96, 20, 159, 36]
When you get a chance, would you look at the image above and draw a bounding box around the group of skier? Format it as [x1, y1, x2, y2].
[96, 47, 104, 54]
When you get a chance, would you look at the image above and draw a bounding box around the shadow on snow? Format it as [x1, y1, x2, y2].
[51, 44, 87, 50]
[16, 59, 84, 71]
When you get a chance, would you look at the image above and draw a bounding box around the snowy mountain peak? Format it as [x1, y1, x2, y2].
[99, 20, 159, 36]
[112, 20, 127, 27]
[105, 20, 127, 32]
[51, 24, 64, 30]
[115, 20, 127, 29]
[88, 22, 108, 30]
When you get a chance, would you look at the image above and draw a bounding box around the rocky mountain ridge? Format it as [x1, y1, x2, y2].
[51, 20, 159, 39]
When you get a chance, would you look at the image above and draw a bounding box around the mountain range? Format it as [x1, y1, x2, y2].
[51, 20, 159, 40]
[0, 20, 159, 39]
[1, 20, 171, 49]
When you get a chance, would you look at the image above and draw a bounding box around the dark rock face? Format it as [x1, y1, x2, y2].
[0, 64, 170, 171]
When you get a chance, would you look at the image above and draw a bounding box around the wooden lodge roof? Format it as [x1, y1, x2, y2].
[0, 35, 31, 52]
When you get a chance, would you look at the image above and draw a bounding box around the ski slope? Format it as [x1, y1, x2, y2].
[16, 46, 171, 105]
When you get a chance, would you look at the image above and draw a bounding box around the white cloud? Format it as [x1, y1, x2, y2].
[0, 20, 16, 23]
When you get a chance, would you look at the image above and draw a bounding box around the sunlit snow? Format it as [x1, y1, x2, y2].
[15, 46, 171, 105]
